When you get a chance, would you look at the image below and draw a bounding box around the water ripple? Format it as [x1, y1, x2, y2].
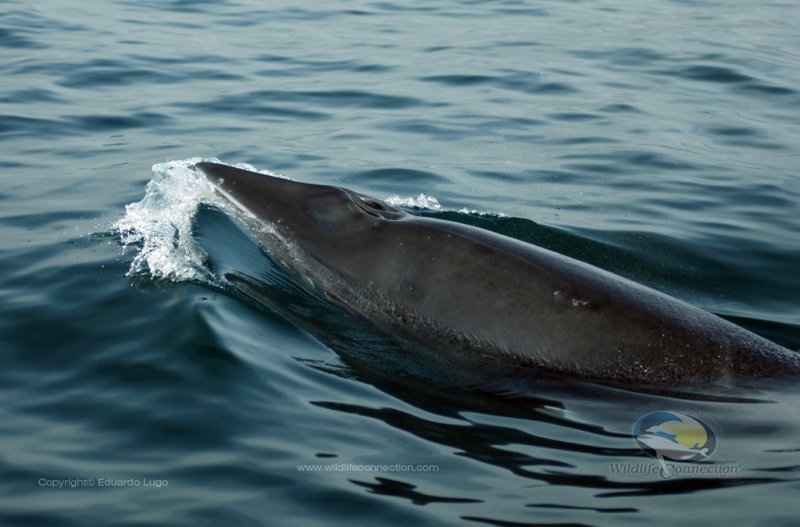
[58, 66, 179, 88]
[346, 168, 451, 186]
[0, 26, 44, 49]
[422, 72, 580, 95]
[178, 95, 330, 121]
[70, 113, 173, 131]
[672, 64, 754, 83]
[0, 115, 66, 138]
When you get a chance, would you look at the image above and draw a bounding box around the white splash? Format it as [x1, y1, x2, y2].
[456, 207, 508, 218]
[114, 159, 291, 282]
[113, 158, 220, 282]
[385, 193, 506, 217]
[385, 193, 443, 211]
[114, 158, 290, 282]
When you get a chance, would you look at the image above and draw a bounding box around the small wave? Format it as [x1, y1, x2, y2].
[385, 193, 506, 216]
[384, 193, 443, 211]
[455, 207, 508, 218]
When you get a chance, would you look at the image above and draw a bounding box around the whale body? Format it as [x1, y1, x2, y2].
[194, 161, 800, 388]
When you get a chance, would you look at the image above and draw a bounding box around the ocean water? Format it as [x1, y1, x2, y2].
[2, 0, 800, 525]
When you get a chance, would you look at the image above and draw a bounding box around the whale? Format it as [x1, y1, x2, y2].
[193, 161, 800, 389]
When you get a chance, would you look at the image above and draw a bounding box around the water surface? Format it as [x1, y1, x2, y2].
[2, 1, 800, 525]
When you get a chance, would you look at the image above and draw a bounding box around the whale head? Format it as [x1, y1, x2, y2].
[193, 161, 410, 280]
[195, 161, 404, 226]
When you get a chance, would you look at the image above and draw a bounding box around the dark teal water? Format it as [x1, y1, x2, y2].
[2, 1, 800, 525]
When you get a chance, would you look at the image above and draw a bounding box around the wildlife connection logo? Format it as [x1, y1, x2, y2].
[610, 410, 740, 479]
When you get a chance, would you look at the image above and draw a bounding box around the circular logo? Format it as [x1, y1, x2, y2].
[633, 411, 716, 464]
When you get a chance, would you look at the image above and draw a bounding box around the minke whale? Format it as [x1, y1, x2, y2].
[193, 162, 800, 388]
